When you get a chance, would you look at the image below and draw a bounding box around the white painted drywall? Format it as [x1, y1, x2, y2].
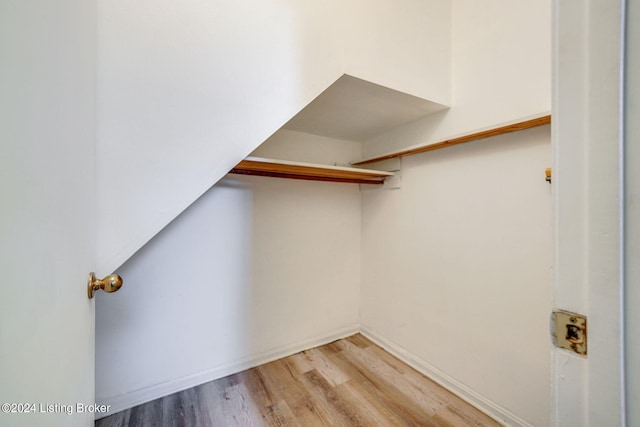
[96, 0, 451, 274]
[361, 126, 552, 426]
[95, 133, 362, 412]
[363, 0, 550, 159]
[0, 1, 97, 426]
[357, 3, 552, 423]
[339, 0, 451, 103]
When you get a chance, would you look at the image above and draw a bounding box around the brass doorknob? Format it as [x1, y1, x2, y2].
[88, 272, 123, 299]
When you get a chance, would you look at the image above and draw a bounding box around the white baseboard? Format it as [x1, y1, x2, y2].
[98, 324, 533, 426]
[95, 324, 359, 419]
[360, 326, 534, 427]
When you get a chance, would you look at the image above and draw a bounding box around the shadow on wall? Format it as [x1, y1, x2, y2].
[95, 179, 255, 401]
[94, 174, 362, 409]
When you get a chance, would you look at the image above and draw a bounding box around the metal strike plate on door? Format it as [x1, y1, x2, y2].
[551, 310, 587, 356]
[88, 272, 123, 299]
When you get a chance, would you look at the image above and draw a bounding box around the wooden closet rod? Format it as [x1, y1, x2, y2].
[352, 114, 551, 166]
[230, 157, 393, 184]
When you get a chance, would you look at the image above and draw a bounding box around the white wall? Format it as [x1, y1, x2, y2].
[95, 133, 363, 413]
[361, 126, 551, 426]
[340, 0, 451, 102]
[363, 0, 550, 159]
[358, 3, 551, 424]
[96, 0, 451, 274]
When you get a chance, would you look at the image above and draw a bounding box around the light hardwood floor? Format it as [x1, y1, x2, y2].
[96, 334, 501, 426]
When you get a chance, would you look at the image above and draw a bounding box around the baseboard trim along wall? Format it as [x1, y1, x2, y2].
[98, 324, 533, 425]
[95, 324, 360, 419]
[359, 326, 534, 427]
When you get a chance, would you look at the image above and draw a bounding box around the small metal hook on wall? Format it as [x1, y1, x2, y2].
[545, 168, 552, 184]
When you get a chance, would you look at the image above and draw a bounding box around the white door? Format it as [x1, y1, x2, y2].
[0, 1, 98, 426]
[552, 0, 627, 425]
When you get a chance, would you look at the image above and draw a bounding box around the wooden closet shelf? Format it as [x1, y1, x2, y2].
[352, 114, 551, 166]
[230, 157, 394, 185]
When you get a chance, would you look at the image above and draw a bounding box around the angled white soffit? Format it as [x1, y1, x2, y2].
[282, 74, 449, 142]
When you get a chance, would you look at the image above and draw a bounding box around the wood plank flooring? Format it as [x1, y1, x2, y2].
[96, 334, 501, 427]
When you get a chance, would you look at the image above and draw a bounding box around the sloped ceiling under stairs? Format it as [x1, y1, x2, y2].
[282, 74, 447, 142]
